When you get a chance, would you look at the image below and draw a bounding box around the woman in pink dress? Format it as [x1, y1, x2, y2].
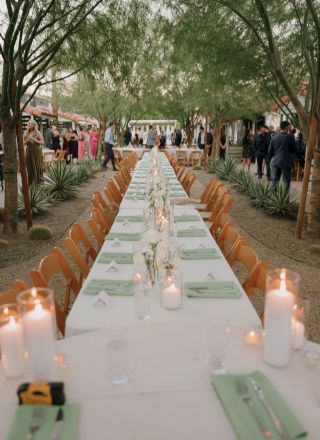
[89, 127, 99, 158]
[77, 126, 85, 161]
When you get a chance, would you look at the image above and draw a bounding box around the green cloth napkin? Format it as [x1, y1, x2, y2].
[125, 194, 145, 200]
[170, 192, 186, 197]
[174, 214, 199, 222]
[83, 279, 134, 295]
[7, 404, 80, 440]
[116, 215, 143, 222]
[177, 229, 207, 237]
[180, 248, 220, 260]
[105, 232, 141, 241]
[184, 281, 241, 298]
[98, 252, 133, 264]
[212, 371, 307, 440]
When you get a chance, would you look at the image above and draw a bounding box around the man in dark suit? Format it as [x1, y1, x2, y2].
[197, 126, 205, 150]
[175, 129, 182, 147]
[268, 121, 297, 191]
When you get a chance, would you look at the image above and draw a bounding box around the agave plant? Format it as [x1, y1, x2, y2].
[264, 184, 295, 216]
[215, 157, 237, 180]
[45, 161, 77, 200]
[18, 182, 52, 215]
[231, 169, 254, 192]
[250, 181, 272, 208]
[73, 159, 97, 185]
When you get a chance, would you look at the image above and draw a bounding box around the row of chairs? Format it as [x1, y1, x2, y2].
[1, 152, 139, 336]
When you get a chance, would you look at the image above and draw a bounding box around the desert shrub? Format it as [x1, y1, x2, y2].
[28, 224, 53, 240]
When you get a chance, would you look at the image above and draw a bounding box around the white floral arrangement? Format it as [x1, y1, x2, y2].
[140, 230, 161, 286]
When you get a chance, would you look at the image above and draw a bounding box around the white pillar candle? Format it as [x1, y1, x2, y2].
[22, 303, 57, 380]
[263, 274, 294, 367]
[161, 218, 170, 247]
[163, 283, 181, 310]
[292, 319, 305, 350]
[0, 316, 26, 378]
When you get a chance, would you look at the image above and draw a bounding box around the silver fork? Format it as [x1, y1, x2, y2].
[26, 405, 45, 439]
[236, 378, 273, 439]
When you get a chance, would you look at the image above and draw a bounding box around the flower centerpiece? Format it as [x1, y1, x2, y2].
[140, 230, 161, 286]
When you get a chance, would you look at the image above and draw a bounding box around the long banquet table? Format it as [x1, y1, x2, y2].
[1, 152, 320, 439]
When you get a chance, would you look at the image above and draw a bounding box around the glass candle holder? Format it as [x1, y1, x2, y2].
[162, 269, 183, 310]
[17, 288, 57, 381]
[292, 297, 310, 350]
[0, 304, 26, 379]
[263, 269, 300, 367]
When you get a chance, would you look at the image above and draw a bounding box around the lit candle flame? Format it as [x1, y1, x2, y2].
[9, 316, 16, 328]
[279, 270, 287, 296]
[31, 287, 37, 298]
[35, 303, 42, 313]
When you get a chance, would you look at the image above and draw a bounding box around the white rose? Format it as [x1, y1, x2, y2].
[142, 229, 160, 245]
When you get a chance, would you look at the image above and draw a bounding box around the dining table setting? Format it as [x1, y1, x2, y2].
[1, 148, 320, 440]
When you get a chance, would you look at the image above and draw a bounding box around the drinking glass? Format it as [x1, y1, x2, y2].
[292, 296, 310, 351]
[106, 327, 129, 385]
[134, 281, 151, 320]
[206, 316, 229, 374]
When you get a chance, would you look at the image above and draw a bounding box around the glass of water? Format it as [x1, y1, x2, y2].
[106, 327, 129, 385]
[206, 316, 229, 374]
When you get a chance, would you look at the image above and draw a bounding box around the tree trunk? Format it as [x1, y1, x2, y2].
[308, 140, 320, 237]
[16, 119, 33, 230]
[186, 117, 192, 146]
[1, 109, 18, 234]
[295, 114, 318, 238]
[51, 69, 59, 127]
[97, 113, 106, 162]
[213, 119, 222, 159]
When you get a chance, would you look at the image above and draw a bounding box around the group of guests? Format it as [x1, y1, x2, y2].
[123, 126, 169, 149]
[241, 122, 306, 190]
[197, 126, 227, 159]
[46, 125, 99, 160]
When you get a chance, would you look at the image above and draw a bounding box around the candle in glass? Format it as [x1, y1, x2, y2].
[291, 297, 309, 350]
[263, 269, 298, 367]
[0, 305, 26, 378]
[18, 288, 57, 381]
[163, 283, 181, 310]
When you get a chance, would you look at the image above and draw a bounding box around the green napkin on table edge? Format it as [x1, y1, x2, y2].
[174, 215, 199, 222]
[184, 281, 241, 298]
[125, 195, 145, 200]
[212, 371, 307, 440]
[116, 215, 143, 222]
[83, 279, 134, 295]
[177, 229, 207, 237]
[180, 248, 220, 260]
[98, 252, 133, 264]
[7, 404, 80, 440]
[105, 232, 141, 241]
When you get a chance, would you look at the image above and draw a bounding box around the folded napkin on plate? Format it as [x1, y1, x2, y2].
[212, 371, 307, 440]
[106, 232, 141, 241]
[177, 229, 207, 237]
[83, 279, 134, 295]
[170, 192, 186, 198]
[174, 214, 199, 222]
[116, 215, 143, 222]
[180, 248, 220, 260]
[184, 281, 241, 298]
[98, 252, 133, 264]
[7, 404, 80, 440]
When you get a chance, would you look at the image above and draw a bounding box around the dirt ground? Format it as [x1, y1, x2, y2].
[1, 166, 320, 342]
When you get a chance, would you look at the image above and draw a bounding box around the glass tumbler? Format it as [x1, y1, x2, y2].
[206, 316, 229, 374]
[106, 327, 129, 385]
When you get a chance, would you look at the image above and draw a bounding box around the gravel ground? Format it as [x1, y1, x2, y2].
[1, 166, 320, 343]
[194, 170, 320, 343]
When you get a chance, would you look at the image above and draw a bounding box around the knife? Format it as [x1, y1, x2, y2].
[50, 408, 64, 440]
[249, 378, 289, 439]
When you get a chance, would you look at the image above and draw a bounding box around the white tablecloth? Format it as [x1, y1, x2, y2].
[1, 328, 319, 439]
[66, 154, 260, 336]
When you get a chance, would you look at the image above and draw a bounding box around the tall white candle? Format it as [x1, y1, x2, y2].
[292, 319, 305, 350]
[163, 283, 181, 310]
[0, 315, 26, 378]
[22, 303, 57, 380]
[161, 218, 170, 247]
[263, 272, 294, 367]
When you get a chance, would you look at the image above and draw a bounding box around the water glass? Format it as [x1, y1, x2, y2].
[292, 296, 310, 350]
[134, 281, 151, 320]
[106, 327, 129, 385]
[206, 316, 229, 374]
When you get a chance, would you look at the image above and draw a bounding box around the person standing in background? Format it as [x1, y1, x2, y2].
[242, 128, 254, 171]
[24, 120, 44, 185]
[197, 126, 205, 150]
[102, 122, 118, 171]
[84, 128, 90, 158]
[124, 127, 132, 146]
[219, 128, 227, 160]
[77, 126, 85, 161]
[253, 126, 268, 179]
[138, 127, 144, 146]
[90, 126, 99, 159]
[45, 124, 53, 149]
[51, 126, 60, 151]
[147, 125, 157, 148]
[69, 129, 78, 162]
[175, 128, 182, 147]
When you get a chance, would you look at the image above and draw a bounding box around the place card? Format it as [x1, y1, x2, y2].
[122, 219, 130, 227]
[187, 224, 196, 230]
[205, 270, 215, 280]
[111, 238, 121, 248]
[106, 261, 119, 273]
[197, 243, 206, 249]
[92, 290, 111, 307]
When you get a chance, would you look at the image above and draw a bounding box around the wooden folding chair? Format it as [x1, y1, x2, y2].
[88, 207, 110, 247]
[206, 191, 232, 222]
[30, 247, 81, 316]
[209, 198, 234, 234]
[92, 192, 118, 224]
[68, 223, 97, 265]
[176, 150, 187, 166]
[54, 149, 66, 160]
[216, 223, 246, 258]
[198, 184, 226, 215]
[114, 149, 123, 167]
[103, 183, 121, 206]
[176, 167, 185, 181]
[64, 236, 90, 283]
[0, 279, 66, 336]
[209, 212, 231, 240]
[114, 172, 127, 194]
[183, 173, 196, 196]
[189, 150, 202, 167]
[43, 151, 55, 170]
